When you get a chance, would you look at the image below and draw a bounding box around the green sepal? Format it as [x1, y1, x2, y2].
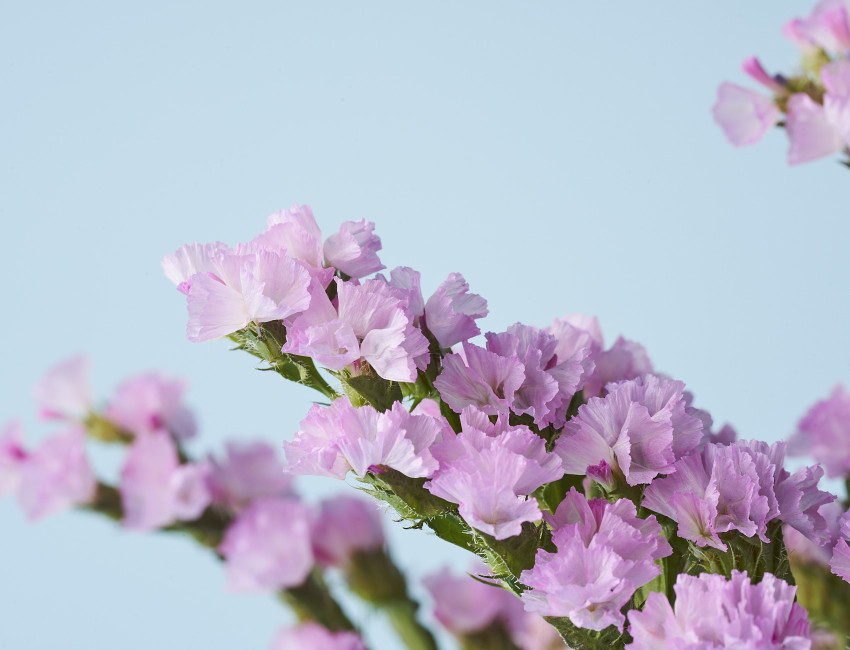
[342, 374, 403, 413]
[543, 616, 629, 650]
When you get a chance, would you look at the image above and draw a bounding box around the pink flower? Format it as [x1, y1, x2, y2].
[789, 384, 850, 477]
[17, 427, 97, 520]
[423, 273, 488, 348]
[219, 497, 314, 592]
[161, 241, 232, 295]
[207, 441, 295, 511]
[555, 385, 675, 486]
[786, 93, 846, 164]
[627, 571, 811, 649]
[32, 356, 92, 421]
[521, 490, 670, 632]
[186, 250, 312, 342]
[789, 0, 850, 55]
[256, 204, 330, 283]
[311, 496, 385, 567]
[0, 420, 28, 497]
[434, 341, 526, 416]
[581, 336, 652, 398]
[120, 432, 211, 531]
[712, 82, 781, 147]
[284, 397, 442, 479]
[423, 566, 524, 636]
[283, 278, 429, 382]
[270, 623, 365, 650]
[105, 372, 196, 440]
[742, 56, 786, 93]
[426, 413, 561, 539]
[323, 219, 385, 278]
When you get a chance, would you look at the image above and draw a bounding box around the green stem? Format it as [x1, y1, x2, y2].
[280, 572, 356, 632]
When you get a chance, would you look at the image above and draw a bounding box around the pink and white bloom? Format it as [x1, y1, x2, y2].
[555, 383, 676, 486]
[105, 372, 196, 440]
[423, 273, 489, 348]
[253, 204, 331, 284]
[207, 441, 295, 512]
[627, 571, 811, 649]
[712, 82, 781, 147]
[120, 432, 211, 530]
[789, 383, 850, 477]
[426, 411, 562, 539]
[283, 278, 429, 382]
[434, 341, 525, 416]
[270, 623, 365, 650]
[17, 427, 97, 520]
[521, 490, 671, 632]
[161, 241, 232, 295]
[284, 397, 443, 479]
[186, 250, 312, 342]
[581, 336, 652, 398]
[32, 356, 92, 421]
[424, 566, 524, 636]
[830, 509, 850, 583]
[742, 56, 786, 93]
[787, 0, 850, 55]
[312, 496, 385, 568]
[0, 421, 28, 497]
[219, 497, 314, 592]
[323, 219, 385, 279]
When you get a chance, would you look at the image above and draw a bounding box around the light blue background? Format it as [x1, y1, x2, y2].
[1, 2, 848, 649]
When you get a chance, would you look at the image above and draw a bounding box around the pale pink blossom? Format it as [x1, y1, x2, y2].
[0, 420, 28, 497]
[311, 496, 385, 567]
[712, 82, 781, 147]
[219, 497, 314, 592]
[270, 623, 365, 650]
[17, 427, 97, 520]
[323, 219, 385, 278]
[105, 372, 196, 440]
[120, 432, 211, 530]
[207, 441, 295, 511]
[32, 356, 92, 421]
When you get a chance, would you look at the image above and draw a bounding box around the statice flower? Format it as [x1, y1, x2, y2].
[423, 566, 524, 637]
[254, 204, 330, 283]
[426, 409, 562, 539]
[0, 421, 27, 497]
[219, 497, 314, 592]
[284, 397, 442, 479]
[422, 273, 489, 348]
[17, 427, 97, 520]
[270, 623, 366, 650]
[120, 432, 211, 531]
[829, 508, 850, 582]
[311, 495, 385, 568]
[643, 440, 833, 550]
[206, 441, 295, 511]
[521, 489, 671, 632]
[32, 355, 92, 421]
[555, 379, 681, 486]
[485, 323, 592, 429]
[581, 337, 652, 398]
[788, 383, 850, 477]
[434, 341, 525, 416]
[712, 82, 782, 146]
[786, 0, 850, 55]
[787, 60, 850, 164]
[785, 501, 845, 566]
[283, 277, 429, 382]
[323, 219, 385, 279]
[161, 240, 232, 294]
[105, 372, 196, 440]
[627, 570, 811, 649]
[185, 250, 312, 342]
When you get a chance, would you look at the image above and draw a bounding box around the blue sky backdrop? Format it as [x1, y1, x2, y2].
[1, 2, 848, 649]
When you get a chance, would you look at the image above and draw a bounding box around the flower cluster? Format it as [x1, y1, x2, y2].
[714, 0, 850, 166]
[162, 203, 849, 647]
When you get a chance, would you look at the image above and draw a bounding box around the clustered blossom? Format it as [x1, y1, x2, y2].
[32, 355, 92, 421]
[627, 571, 811, 649]
[284, 397, 443, 479]
[426, 407, 562, 539]
[270, 623, 366, 650]
[219, 497, 315, 592]
[789, 384, 850, 477]
[714, 1, 850, 166]
[106, 372, 197, 440]
[311, 495, 385, 568]
[424, 565, 564, 649]
[555, 375, 703, 486]
[206, 441, 295, 512]
[642, 439, 834, 551]
[521, 489, 671, 632]
[120, 432, 211, 531]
